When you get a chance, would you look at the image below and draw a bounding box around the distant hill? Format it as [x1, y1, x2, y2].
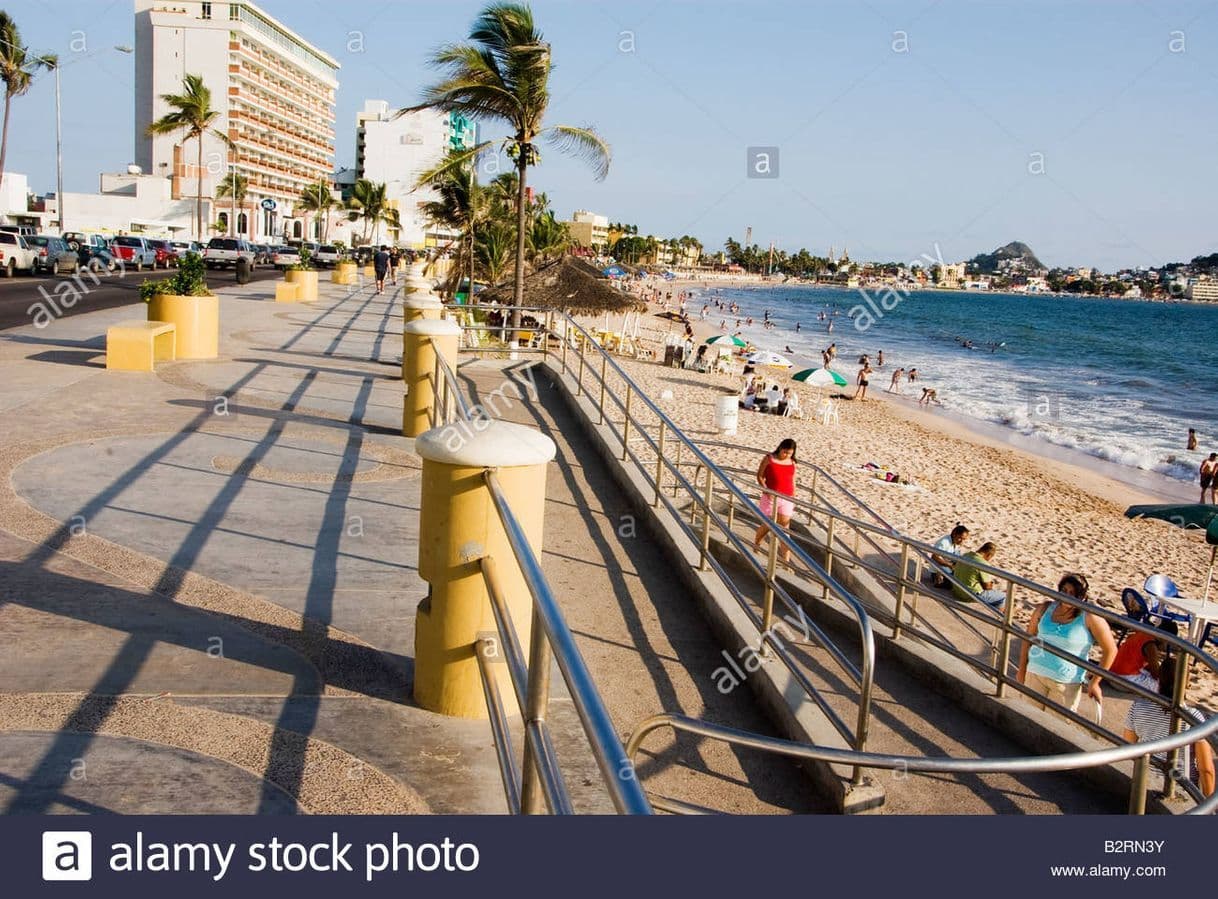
[967, 241, 1045, 274]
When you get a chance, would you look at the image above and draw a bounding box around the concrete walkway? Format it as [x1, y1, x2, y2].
[0, 272, 817, 815]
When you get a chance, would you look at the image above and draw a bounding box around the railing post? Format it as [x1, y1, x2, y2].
[823, 515, 836, 601]
[403, 318, 461, 438]
[1163, 653, 1190, 801]
[893, 542, 910, 640]
[653, 420, 666, 507]
[761, 534, 778, 655]
[598, 353, 607, 424]
[521, 605, 554, 814]
[1128, 754, 1149, 815]
[995, 581, 1017, 698]
[673, 440, 683, 497]
[699, 470, 714, 571]
[577, 342, 585, 396]
[561, 317, 569, 373]
[621, 385, 632, 460]
[726, 491, 736, 533]
[690, 465, 702, 525]
[543, 311, 553, 360]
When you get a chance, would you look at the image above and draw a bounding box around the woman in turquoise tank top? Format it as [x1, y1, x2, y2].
[1016, 573, 1117, 715]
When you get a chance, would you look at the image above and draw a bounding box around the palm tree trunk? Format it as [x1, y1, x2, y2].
[0, 92, 11, 195]
[196, 136, 204, 242]
[511, 153, 528, 332]
[467, 231, 476, 305]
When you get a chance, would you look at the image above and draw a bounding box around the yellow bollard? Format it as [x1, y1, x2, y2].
[403, 293, 443, 324]
[402, 318, 461, 437]
[414, 420, 557, 717]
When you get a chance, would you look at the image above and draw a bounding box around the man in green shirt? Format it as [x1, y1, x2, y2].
[950, 542, 1006, 608]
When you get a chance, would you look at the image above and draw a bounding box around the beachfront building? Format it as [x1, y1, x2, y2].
[938, 262, 966, 289]
[563, 210, 611, 251]
[355, 100, 477, 249]
[1185, 278, 1218, 302]
[134, 0, 340, 243]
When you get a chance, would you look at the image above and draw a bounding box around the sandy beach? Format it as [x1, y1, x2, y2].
[583, 283, 1218, 707]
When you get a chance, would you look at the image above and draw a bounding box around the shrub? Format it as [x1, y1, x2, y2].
[139, 251, 213, 302]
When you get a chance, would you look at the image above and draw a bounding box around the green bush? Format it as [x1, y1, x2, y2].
[139, 252, 213, 302]
[291, 245, 314, 272]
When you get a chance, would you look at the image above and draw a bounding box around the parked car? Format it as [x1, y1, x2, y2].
[0, 231, 37, 276]
[27, 235, 79, 274]
[64, 233, 119, 273]
[313, 244, 342, 267]
[170, 240, 202, 257]
[203, 237, 256, 269]
[110, 236, 158, 270]
[0, 224, 38, 238]
[145, 238, 179, 269]
[271, 245, 301, 269]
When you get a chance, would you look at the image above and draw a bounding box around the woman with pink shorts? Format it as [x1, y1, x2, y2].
[753, 439, 798, 565]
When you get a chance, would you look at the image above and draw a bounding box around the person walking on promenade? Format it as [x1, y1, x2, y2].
[389, 246, 401, 285]
[753, 439, 798, 567]
[1017, 573, 1117, 715]
[1200, 453, 1217, 504]
[373, 245, 391, 296]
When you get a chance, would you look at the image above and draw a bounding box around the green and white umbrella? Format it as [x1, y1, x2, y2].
[1125, 504, 1218, 601]
[791, 367, 848, 387]
[705, 334, 746, 347]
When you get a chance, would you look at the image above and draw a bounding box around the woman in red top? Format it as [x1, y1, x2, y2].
[753, 438, 798, 565]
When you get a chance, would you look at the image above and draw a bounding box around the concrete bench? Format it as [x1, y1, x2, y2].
[106, 320, 176, 371]
[275, 282, 301, 303]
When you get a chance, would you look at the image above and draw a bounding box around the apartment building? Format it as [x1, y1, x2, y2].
[355, 100, 477, 248]
[134, 0, 339, 242]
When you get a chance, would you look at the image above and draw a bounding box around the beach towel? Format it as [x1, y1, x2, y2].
[840, 463, 927, 493]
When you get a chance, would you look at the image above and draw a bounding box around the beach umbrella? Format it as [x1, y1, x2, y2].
[792, 367, 848, 387]
[748, 350, 793, 368]
[705, 334, 746, 346]
[1124, 504, 1218, 601]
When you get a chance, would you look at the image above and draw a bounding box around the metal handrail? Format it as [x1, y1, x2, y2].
[627, 713, 1218, 816]
[700, 444, 1218, 812]
[450, 303, 1218, 813]
[538, 310, 879, 779]
[427, 345, 651, 815]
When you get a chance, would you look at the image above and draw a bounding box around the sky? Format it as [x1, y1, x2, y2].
[7, 0, 1218, 270]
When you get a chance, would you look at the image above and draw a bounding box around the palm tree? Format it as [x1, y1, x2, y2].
[407, 3, 611, 327]
[214, 171, 248, 237]
[346, 178, 387, 246]
[0, 13, 53, 192]
[145, 73, 229, 241]
[419, 151, 486, 300]
[476, 220, 514, 285]
[528, 209, 569, 265]
[298, 180, 334, 242]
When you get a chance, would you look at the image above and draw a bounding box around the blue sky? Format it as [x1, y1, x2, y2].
[8, 0, 1218, 269]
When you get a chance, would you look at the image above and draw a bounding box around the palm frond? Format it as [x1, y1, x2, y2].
[541, 125, 612, 180]
[411, 141, 491, 190]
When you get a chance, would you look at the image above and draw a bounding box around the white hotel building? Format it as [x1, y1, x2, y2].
[134, 0, 339, 243]
[355, 100, 477, 249]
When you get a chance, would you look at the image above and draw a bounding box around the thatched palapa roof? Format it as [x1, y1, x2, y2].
[476, 256, 644, 314]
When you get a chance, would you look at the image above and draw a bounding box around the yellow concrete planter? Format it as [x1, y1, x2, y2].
[284, 268, 319, 302]
[333, 261, 357, 285]
[146, 293, 219, 360]
[362, 264, 375, 278]
[275, 282, 302, 303]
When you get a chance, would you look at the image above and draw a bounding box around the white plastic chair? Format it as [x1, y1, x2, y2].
[816, 398, 840, 426]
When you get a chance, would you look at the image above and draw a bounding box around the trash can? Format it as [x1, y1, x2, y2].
[714, 394, 739, 436]
[235, 257, 252, 284]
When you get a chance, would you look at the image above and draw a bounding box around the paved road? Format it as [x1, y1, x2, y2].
[0, 264, 285, 331]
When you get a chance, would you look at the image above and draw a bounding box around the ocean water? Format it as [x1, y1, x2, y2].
[691, 284, 1218, 486]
